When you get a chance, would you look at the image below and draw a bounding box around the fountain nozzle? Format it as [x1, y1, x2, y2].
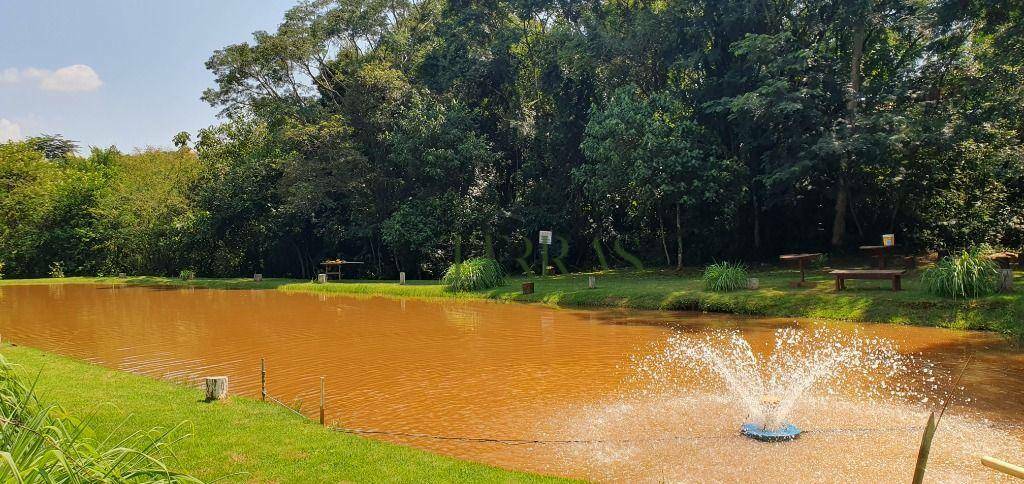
[740, 395, 802, 442]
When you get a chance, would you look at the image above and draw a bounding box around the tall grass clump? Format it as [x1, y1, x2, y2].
[702, 262, 748, 292]
[48, 261, 65, 278]
[0, 356, 201, 482]
[442, 258, 504, 291]
[921, 248, 1000, 299]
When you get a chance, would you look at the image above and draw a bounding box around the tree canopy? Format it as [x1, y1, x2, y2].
[1, 0, 1021, 278]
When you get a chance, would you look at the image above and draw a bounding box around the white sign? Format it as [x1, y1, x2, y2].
[539, 230, 553, 245]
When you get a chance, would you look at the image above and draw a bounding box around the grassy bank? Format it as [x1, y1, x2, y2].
[0, 344, 566, 483]
[3, 268, 1022, 337]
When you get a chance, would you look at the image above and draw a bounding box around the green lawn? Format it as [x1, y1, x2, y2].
[0, 344, 569, 483]
[3, 268, 1023, 338]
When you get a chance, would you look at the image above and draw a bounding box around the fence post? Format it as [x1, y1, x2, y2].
[260, 358, 267, 402]
[319, 376, 326, 426]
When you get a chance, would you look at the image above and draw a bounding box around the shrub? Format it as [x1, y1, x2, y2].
[48, 261, 65, 278]
[179, 269, 196, 280]
[442, 258, 504, 291]
[0, 260, 4, 279]
[921, 248, 999, 299]
[0, 356, 201, 482]
[702, 262, 749, 292]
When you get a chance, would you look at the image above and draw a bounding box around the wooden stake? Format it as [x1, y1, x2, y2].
[319, 376, 326, 426]
[260, 358, 266, 402]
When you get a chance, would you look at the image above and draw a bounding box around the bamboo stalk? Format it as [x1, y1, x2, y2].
[912, 412, 937, 484]
[981, 456, 1024, 479]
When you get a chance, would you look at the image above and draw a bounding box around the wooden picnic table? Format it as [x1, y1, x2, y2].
[320, 259, 364, 280]
[859, 245, 894, 269]
[778, 253, 823, 286]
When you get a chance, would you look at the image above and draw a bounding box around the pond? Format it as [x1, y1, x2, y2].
[1, 283, 1022, 481]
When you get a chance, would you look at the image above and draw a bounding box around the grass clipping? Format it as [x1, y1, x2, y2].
[921, 248, 1000, 299]
[442, 258, 505, 292]
[702, 262, 749, 292]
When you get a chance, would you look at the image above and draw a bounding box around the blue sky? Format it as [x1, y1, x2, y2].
[0, 0, 295, 151]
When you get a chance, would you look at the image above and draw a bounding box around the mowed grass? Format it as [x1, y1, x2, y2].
[0, 344, 569, 483]
[4, 267, 1023, 337]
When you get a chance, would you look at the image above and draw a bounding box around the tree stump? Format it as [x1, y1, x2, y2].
[253, 273, 263, 282]
[204, 376, 228, 401]
[399, 272, 406, 285]
[998, 269, 1013, 293]
[747, 278, 760, 290]
[117, 272, 126, 278]
[588, 275, 596, 289]
[317, 273, 327, 283]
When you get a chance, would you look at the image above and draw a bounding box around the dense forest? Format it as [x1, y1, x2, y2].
[1, 0, 1022, 279]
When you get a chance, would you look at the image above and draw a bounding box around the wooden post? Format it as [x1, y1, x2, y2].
[998, 269, 1013, 293]
[588, 275, 596, 289]
[317, 273, 327, 283]
[319, 376, 326, 426]
[204, 376, 229, 401]
[253, 273, 263, 282]
[399, 272, 406, 285]
[260, 358, 266, 402]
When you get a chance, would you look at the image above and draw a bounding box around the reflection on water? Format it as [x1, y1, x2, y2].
[1, 284, 1022, 482]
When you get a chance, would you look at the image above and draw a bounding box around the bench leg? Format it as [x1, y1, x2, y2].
[893, 276, 901, 291]
[835, 276, 844, 291]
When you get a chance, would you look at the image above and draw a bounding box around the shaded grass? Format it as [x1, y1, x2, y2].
[0, 345, 569, 483]
[4, 269, 1023, 338]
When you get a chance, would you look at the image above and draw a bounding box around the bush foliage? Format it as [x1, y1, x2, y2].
[442, 258, 504, 292]
[921, 248, 1000, 299]
[702, 262, 749, 292]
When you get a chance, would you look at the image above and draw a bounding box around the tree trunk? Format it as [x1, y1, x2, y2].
[752, 192, 761, 251]
[832, 16, 867, 248]
[659, 213, 671, 266]
[675, 202, 683, 271]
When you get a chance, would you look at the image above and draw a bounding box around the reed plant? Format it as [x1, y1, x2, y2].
[921, 248, 999, 299]
[702, 262, 749, 292]
[0, 356, 201, 482]
[442, 258, 505, 291]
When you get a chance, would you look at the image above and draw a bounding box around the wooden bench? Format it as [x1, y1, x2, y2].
[830, 269, 906, 291]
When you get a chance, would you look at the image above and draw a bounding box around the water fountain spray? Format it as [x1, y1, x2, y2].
[642, 327, 912, 443]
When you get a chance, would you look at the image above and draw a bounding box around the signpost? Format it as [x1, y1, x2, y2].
[539, 230, 552, 276]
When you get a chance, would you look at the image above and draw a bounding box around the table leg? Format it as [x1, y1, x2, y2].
[798, 260, 806, 284]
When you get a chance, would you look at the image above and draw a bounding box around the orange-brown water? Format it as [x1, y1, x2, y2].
[1, 283, 1022, 482]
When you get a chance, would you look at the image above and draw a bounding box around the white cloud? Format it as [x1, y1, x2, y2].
[0, 118, 22, 143]
[0, 65, 103, 92]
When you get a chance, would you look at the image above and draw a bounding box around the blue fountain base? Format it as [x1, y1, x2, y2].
[740, 422, 802, 442]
